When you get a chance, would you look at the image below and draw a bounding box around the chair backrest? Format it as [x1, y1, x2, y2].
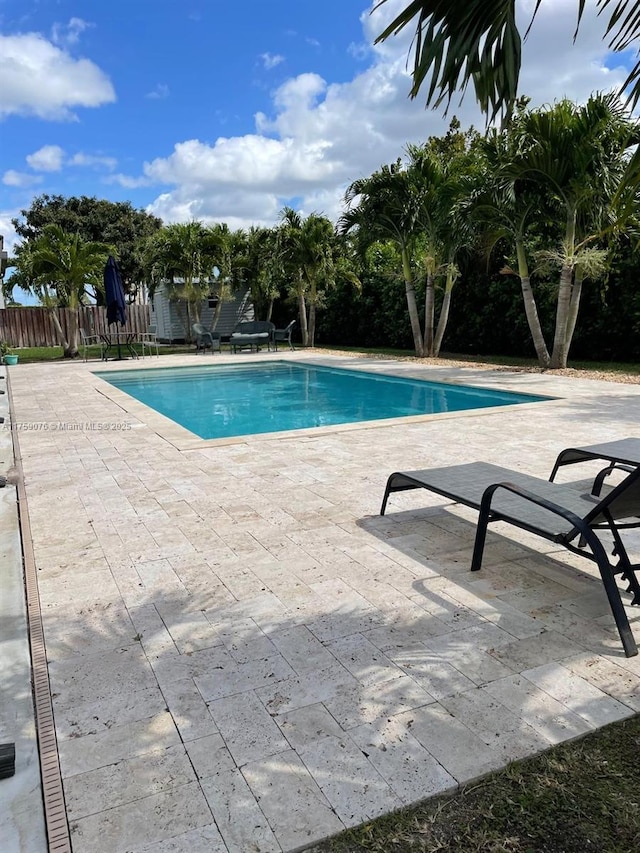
[274, 320, 295, 339]
[192, 323, 207, 336]
[148, 324, 157, 336]
[80, 328, 92, 342]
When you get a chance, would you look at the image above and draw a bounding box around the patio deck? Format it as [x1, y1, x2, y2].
[4, 352, 640, 853]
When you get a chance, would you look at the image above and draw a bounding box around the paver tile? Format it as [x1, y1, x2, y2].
[69, 781, 212, 853]
[11, 355, 640, 853]
[275, 702, 344, 749]
[64, 744, 196, 819]
[208, 690, 290, 766]
[525, 660, 637, 723]
[349, 715, 456, 804]
[58, 711, 180, 777]
[243, 749, 345, 850]
[200, 767, 280, 853]
[298, 734, 402, 827]
[394, 703, 505, 783]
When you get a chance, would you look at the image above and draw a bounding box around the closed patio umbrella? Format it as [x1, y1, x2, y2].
[104, 255, 127, 359]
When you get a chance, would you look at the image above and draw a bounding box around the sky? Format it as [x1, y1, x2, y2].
[0, 0, 634, 260]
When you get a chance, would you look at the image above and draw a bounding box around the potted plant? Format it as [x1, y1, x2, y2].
[0, 341, 18, 365]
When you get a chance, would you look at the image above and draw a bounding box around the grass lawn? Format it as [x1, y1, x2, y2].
[8, 343, 640, 377]
[310, 715, 640, 853]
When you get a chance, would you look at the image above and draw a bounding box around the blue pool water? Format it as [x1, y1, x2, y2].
[98, 362, 549, 440]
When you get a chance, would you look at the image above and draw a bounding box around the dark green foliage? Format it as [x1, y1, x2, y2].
[12, 194, 162, 298]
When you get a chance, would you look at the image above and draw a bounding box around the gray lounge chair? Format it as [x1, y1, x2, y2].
[272, 320, 296, 351]
[192, 323, 221, 354]
[381, 460, 640, 657]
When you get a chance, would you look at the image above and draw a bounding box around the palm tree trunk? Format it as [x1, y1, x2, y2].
[564, 267, 584, 357]
[550, 210, 576, 369]
[65, 310, 79, 358]
[48, 307, 71, 355]
[515, 241, 550, 367]
[298, 292, 308, 346]
[308, 303, 316, 347]
[423, 272, 435, 356]
[550, 263, 574, 368]
[401, 246, 424, 356]
[433, 271, 455, 357]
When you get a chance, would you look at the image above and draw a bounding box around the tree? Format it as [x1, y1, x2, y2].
[5, 224, 111, 357]
[502, 94, 638, 367]
[12, 195, 162, 300]
[341, 163, 425, 354]
[276, 209, 351, 347]
[374, 1, 640, 121]
[143, 222, 218, 340]
[374, 1, 640, 188]
[244, 226, 282, 322]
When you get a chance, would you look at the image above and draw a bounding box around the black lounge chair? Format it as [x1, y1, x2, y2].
[549, 437, 640, 494]
[380, 460, 640, 657]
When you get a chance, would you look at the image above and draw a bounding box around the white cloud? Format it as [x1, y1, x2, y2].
[2, 170, 42, 188]
[260, 53, 284, 70]
[68, 152, 117, 170]
[80, 1, 633, 230]
[51, 17, 91, 48]
[0, 211, 20, 256]
[0, 32, 115, 120]
[146, 83, 170, 100]
[107, 173, 153, 189]
[26, 144, 65, 172]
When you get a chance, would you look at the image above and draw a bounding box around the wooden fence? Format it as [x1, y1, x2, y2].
[0, 306, 151, 348]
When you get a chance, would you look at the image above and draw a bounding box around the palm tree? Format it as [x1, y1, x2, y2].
[341, 162, 425, 355]
[374, 1, 640, 119]
[6, 224, 110, 357]
[374, 1, 640, 187]
[207, 223, 248, 332]
[276, 209, 349, 347]
[504, 94, 638, 367]
[244, 226, 281, 321]
[144, 222, 218, 340]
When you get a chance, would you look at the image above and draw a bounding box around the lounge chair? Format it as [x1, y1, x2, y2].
[549, 438, 640, 493]
[272, 320, 296, 351]
[380, 459, 640, 657]
[192, 323, 221, 354]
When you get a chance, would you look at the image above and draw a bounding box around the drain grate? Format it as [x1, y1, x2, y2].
[7, 380, 72, 853]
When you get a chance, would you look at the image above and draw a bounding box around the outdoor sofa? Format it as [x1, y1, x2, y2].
[381, 441, 640, 657]
[230, 321, 275, 353]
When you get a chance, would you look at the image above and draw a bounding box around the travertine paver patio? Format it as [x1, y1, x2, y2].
[9, 352, 640, 853]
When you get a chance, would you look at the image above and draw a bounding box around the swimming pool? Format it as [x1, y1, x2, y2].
[98, 362, 550, 440]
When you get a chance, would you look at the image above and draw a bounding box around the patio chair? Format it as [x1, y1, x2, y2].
[272, 320, 296, 351]
[139, 323, 159, 358]
[549, 438, 640, 494]
[79, 328, 102, 362]
[380, 460, 640, 657]
[192, 323, 221, 354]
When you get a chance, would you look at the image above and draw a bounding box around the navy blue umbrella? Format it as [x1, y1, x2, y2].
[104, 255, 127, 359]
[104, 255, 127, 326]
